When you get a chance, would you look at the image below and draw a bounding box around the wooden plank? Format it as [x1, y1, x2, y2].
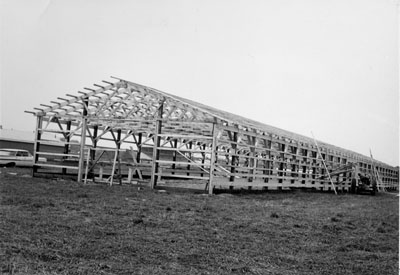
[150, 102, 164, 188]
[229, 130, 238, 182]
[37, 140, 75, 146]
[127, 148, 143, 180]
[171, 139, 178, 174]
[116, 129, 122, 185]
[38, 128, 75, 134]
[32, 116, 43, 175]
[162, 167, 207, 174]
[154, 147, 211, 153]
[62, 120, 72, 175]
[84, 148, 91, 184]
[155, 160, 212, 167]
[208, 123, 218, 194]
[109, 150, 118, 186]
[35, 163, 79, 170]
[36, 152, 79, 158]
[154, 173, 207, 180]
[78, 98, 88, 182]
[157, 133, 213, 140]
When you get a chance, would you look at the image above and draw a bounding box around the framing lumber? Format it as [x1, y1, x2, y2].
[25, 77, 398, 192]
[150, 101, 164, 188]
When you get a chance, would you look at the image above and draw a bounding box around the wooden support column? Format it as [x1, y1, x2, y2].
[150, 101, 164, 188]
[62, 120, 72, 175]
[171, 139, 178, 175]
[201, 143, 206, 177]
[248, 134, 257, 182]
[263, 138, 272, 183]
[229, 131, 238, 182]
[187, 141, 193, 176]
[83, 124, 98, 181]
[136, 132, 142, 177]
[208, 123, 218, 195]
[77, 97, 88, 182]
[32, 115, 43, 176]
[116, 129, 122, 185]
[91, 125, 98, 160]
[136, 133, 143, 162]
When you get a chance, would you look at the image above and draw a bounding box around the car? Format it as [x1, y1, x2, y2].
[0, 149, 47, 167]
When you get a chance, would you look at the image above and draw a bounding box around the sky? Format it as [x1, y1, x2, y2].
[0, 0, 399, 166]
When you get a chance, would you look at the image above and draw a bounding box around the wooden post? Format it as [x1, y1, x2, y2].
[91, 125, 98, 161]
[208, 123, 218, 195]
[263, 138, 271, 183]
[128, 168, 133, 183]
[172, 139, 178, 174]
[230, 131, 238, 182]
[32, 115, 43, 176]
[110, 150, 118, 186]
[85, 125, 98, 181]
[99, 166, 104, 180]
[187, 141, 193, 176]
[150, 100, 164, 188]
[136, 133, 142, 163]
[77, 118, 87, 182]
[84, 148, 91, 184]
[77, 97, 88, 182]
[248, 134, 256, 182]
[62, 120, 72, 175]
[116, 129, 122, 185]
[201, 143, 206, 177]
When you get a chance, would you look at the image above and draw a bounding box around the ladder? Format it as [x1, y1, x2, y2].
[370, 149, 385, 192]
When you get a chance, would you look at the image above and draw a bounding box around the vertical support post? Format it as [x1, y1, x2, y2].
[91, 125, 98, 161]
[201, 143, 206, 177]
[85, 125, 98, 181]
[230, 131, 238, 182]
[128, 168, 133, 183]
[99, 166, 103, 180]
[135, 132, 143, 178]
[77, 97, 88, 182]
[248, 134, 257, 182]
[208, 123, 218, 195]
[116, 129, 122, 185]
[172, 139, 178, 174]
[136, 133, 142, 163]
[62, 120, 72, 175]
[32, 115, 43, 176]
[84, 148, 91, 184]
[187, 141, 193, 176]
[150, 100, 164, 188]
[110, 150, 118, 186]
[263, 138, 272, 183]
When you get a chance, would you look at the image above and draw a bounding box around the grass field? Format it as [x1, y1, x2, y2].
[0, 168, 398, 275]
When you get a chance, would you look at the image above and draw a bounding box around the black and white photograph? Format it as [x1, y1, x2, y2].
[1, 0, 399, 274]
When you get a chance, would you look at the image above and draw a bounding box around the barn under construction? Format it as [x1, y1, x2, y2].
[26, 77, 399, 194]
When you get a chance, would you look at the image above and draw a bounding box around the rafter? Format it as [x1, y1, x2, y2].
[26, 77, 398, 170]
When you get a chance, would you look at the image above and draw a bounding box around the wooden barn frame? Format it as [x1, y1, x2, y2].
[26, 77, 399, 194]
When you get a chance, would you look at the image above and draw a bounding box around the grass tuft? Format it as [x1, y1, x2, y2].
[270, 212, 279, 218]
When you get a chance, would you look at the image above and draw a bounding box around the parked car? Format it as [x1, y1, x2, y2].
[0, 149, 47, 167]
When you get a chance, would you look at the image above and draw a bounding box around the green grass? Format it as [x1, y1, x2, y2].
[0, 168, 398, 275]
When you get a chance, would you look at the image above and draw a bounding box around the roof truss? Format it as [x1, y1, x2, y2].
[26, 77, 392, 167]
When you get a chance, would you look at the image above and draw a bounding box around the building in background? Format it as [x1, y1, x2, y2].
[0, 128, 64, 154]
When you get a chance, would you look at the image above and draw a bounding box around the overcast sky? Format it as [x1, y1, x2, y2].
[1, 0, 399, 166]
